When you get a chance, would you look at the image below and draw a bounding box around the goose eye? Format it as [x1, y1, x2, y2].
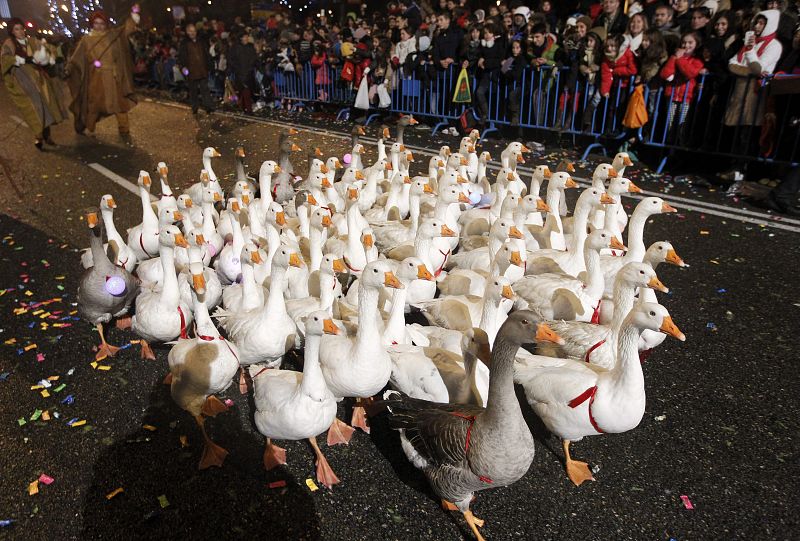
[639, 270, 644, 274]
[649, 311, 656, 316]
[373, 269, 378, 273]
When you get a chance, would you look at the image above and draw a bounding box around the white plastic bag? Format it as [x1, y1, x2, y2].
[377, 83, 391, 108]
[354, 67, 370, 110]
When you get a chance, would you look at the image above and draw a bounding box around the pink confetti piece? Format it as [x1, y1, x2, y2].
[224, 399, 234, 407]
[680, 495, 694, 510]
[38, 474, 54, 485]
[36, 353, 45, 363]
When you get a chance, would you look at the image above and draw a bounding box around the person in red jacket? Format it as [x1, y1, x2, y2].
[659, 31, 704, 140]
[584, 34, 638, 133]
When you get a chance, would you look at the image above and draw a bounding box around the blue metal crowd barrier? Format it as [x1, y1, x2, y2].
[267, 61, 798, 169]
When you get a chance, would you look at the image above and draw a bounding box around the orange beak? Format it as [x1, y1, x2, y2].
[320, 164, 330, 174]
[460, 157, 468, 165]
[174, 233, 189, 248]
[403, 176, 412, 184]
[274, 165, 282, 173]
[510, 251, 523, 267]
[521, 145, 530, 153]
[647, 276, 669, 293]
[250, 250, 263, 264]
[406, 152, 415, 162]
[543, 166, 552, 178]
[230, 202, 240, 213]
[440, 224, 457, 237]
[600, 193, 615, 205]
[306, 194, 318, 206]
[384, 271, 403, 289]
[142, 174, 152, 188]
[457, 176, 468, 184]
[200, 171, 210, 182]
[417, 264, 434, 281]
[537, 199, 550, 212]
[183, 198, 193, 208]
[628, 181, 642, 193]
[458, 192, 471, 204]
[172, 210, 183, 222]
[355, 170, 366, 180]
[236, 147, 245, 158]
[192, 273, 206, 294]
[516, 153, 524, 164]
[87, 212, 98, 228]
[213, 192, 222, 202]
[211, 149, 221, 157]
[665, 248, 685, 267]
[276, 211, 286, 226]
[288, 128, 299, 135]
[315, 148, 323, 157]
[332, 258, 346, 273]
[107, 197, 117, 209]
[321, 214, 332, 227]
[399, 144, 406, 152]
[608, 167, 618, 178]
[335, 160, 343, 169]
[291, 144, 302, 152]
[242, 194, 250, 205]
[384, 163, 393, 171]
[195, 234, 206, 245]
[289, 253, 304, 268]
[662, 202, 677, 213]
[382, 127, 390, 138]
[323, 318, 341, 335]
[363, 234, 374, 249]
[508, 226, 524, 239]
[536, 323, 564, 344]
[659, 315, 685, 341]
[468, 145, 475, 153]
[159, 165, 169, 177]
[507, 172, 515, 181]
[610, 236, 626, 251]
[501, 285, 515, 300]
[565, 178, 578, 189]
[624, 156, 633, 166]
[566, 163, 575, 173]
[348, 188, 359, 200]
[321, 177, 332, 188]
[423, 183, 434, 194]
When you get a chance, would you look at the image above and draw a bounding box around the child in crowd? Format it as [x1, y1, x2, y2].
[659, 31, 705, 140]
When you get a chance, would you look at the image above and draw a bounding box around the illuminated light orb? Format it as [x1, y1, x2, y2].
[342, 153, 352, 165]
[104, 276, 127, 296]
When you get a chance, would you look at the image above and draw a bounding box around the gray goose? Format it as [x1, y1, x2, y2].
[383, 311, 563, 540]
[77, 208, 139, 361]
[273, 134, 302, 204]
[395, 114, 418, 146]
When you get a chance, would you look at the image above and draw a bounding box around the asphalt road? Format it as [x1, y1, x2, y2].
[0, 88, 798, 541]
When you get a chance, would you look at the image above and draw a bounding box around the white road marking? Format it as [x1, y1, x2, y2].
[9, 115, 30, 128]
[88, 163, 156, 202]
[148, 99, 800, 233]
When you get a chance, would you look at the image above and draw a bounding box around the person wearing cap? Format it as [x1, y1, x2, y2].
[1, 18, 67, 149]
[66, 5, 141, 135]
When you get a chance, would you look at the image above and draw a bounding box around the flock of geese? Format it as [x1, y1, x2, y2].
[77, 122, 687, 540]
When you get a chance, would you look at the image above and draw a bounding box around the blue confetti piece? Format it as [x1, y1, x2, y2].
[27, 322, 35, 329]
[717, 288, 727, 293]
[706, 322, 717, 329]
[61, 395, 74, 405]
[120, 343, 132, 350]
[16, 349, 23, 356]
[0, 372, 10, 382]
[0, 519, 14, 527]
[66, 417, 79, 426]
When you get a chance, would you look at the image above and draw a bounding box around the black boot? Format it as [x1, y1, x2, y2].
[582, 104, 596, 131]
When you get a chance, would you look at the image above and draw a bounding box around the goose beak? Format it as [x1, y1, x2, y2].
[107, 197, 117, 209]
[307, 194, 318, 206]
[87, 212, 99, 228]
[661, 202, 677, 213]
[315, 148, 323, 157]
[200, 171, 210, 182]
[608, 167, 618, 178]
[457, 176, 468, 184]
[501, 285, 515, 300]
[537, 199, 550, 212]
[276, 211, 286, 226]
[403, 176, 412, 184]
[521, 145, 531, 153]
[192, 273, 206, 294]
[628, 181, 642, 193]
[438, 159, 445, 167]
[174, 233, 189, 248]
[406, 152, 415, 162]
[320, 164, 330, 174]
[291, 144, 302, 152]
[458, 192, 471, 203]
[195, 234, 206, 245]
[508, 226, 524, 239]
[399, 144, 406, 152]
[211, 149, 221, 157]
[384, 163, 392, 172]
[516, 153, 525, 164]
[142, 173, 152, 188]
[647, 276, 669, 293]
[485, 152, 492, 161]
[461, 157, 469, 165]
[250, 250, 263, 264]
[172, 210, 184, 222]
[384, 271, 403, 289]
[468, 145, 475, 153]
[665, 249, 685, 267]
[231, 201, 240, 213]
[565, 177, 578, 189]
[417, 265, 434, 281]
[507, 172, 515, 181]
[536, 323, 564, 345]
[362, 234, 374, 249]
[356, 170, 366, 180]
[659, 316, 685, 341]
[289, 128, 299, 135]
[348, 188, 359, 201]
[543, 166, 552, 178]
[423, 183, 434, 194]
[236, 147, 245, 158]
[333, 258, 346, 273]
[440, 224, 457, 237]
[289, 253, 304, 268]
[357, 126, 366, 135]
[409, 117, 418, 125]
[213, 192, 222, 202]
[158, 165, 168, 177]
[357, 144, 365, 153]
[274, 165, 282, 173]
[610, 236, 627, 251]
[624, 156, 633, 166]
[321, 177, 332, 188]
[600, 193, 615, 205]
[383, 127, 390, 138]
[183, 198, 193, 208]
[566, 162, 575, 172]
[510, 251, 523, 267]
[335, 160, 343, 169]
[242, 194, 250, 205]
[321, 215, 332, 227]
[323, 319, 341, 335]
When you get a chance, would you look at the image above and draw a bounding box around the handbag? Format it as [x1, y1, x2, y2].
[452, 67, 472, 103]
[622, 84, 648, 129]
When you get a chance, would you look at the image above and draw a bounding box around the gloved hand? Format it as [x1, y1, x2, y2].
[15, 55, 26, 66]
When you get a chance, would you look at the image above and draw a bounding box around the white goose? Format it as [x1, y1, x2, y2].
[438, 244, 525, 297]
[177, 231, 223, 312]
[515, 302, 684, 486]
[126, 171, 160, 261]
[186, 147, 222, 202]
[445, 219, 524, 273]
[254, 311, 342, 489]
[372, 178, 434, 251]
[221, 243, 265, 312]
[381, 257, 434, 346]
[131, 226, 193, 360]
[154, 162, 178, 213]
[213, 200, 246, 285]
[81, 194, 137, 271]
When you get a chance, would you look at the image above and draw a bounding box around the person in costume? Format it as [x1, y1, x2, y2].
[66, 6, 141, 135]
[1, 19, 68, 149]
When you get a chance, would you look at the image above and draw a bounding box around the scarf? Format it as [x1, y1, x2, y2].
[737, 32, 776, 63]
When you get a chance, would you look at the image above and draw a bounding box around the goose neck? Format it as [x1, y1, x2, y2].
[265, 264, 288, 315]
[140, 186, 157, 224]
[609, 319, 645, 391]
[193, 295, 218, 338]
[625, 211, 648, 261]
[309, 228, 323, 272]
[583, 245, 604, 298]
[483, 335, 522, 419]
[355, 284, 381, 354]
[159, 245, 179, 304]
[299, 333, 327, 398]
[319, 272, 336, 312]
[101, 208, 123, 243]
[259, 174, 274, 203]
[384, 284, 409, 343]
[479, 296, 501, 345]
